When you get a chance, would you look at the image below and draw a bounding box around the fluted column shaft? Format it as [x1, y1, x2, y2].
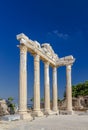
[52, 67, 58, 111]
[66, 65, 72, 111]
[44, 62, 50, 112]
[33, 54, 40, 111]
[19, 45, 27, 113]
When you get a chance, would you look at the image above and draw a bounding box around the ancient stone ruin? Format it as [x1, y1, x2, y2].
[16, 33, 75, 119]
[0, 100, 9, 116]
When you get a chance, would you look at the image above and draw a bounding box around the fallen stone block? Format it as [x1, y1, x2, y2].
[1, 114, 20, 121]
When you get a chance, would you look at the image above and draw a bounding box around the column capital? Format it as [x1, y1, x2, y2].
[53, 67, 57, 72]
[44, 61, 50, 66]
[66, 64, 72, 70]
[33, 54, 40, 61]
[19, 45, 27, 54]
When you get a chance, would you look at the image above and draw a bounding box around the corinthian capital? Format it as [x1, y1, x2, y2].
[19, 45, 27, 54]
[66, 64, 72, 70]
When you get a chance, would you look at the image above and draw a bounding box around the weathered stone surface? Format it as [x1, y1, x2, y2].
[20, 113, 32, 120]
[19, 45, 27, 113]
[44, 62, 51, 114]
[33, 54, 43, 117]
[1, 115, 88, 130]
[16, 33, 75, 118]
[66, 65, 72, 112]
[72, 96, 88, 110]
[1, 114, 20, 121]
[17, 33, 75, 67]
[41, 43, 59, 61]
[52, 67, 58, 112]
[0, 100, 9, 116]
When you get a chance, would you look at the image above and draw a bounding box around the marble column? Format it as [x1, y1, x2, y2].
[52, 67, 58, 112]
[44, 62, 51, 114]
[19, 45, 32, 119]
[66, 64, 72, 113]
[33, 54, 43, 116]
[19, 45, 27, 114]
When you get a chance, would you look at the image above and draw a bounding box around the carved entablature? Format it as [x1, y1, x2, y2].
[17, 33, 75, 67]
[34, 41, 41, 48]
[56, 55, 75, 67]
[41, 43, 59, 61]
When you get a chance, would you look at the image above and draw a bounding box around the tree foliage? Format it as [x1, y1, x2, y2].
[30, 97, 44, 102]
[8, 97, 14, 101]
[30, 97, 34, 102]
[41, 98, 44, 102]
[6, 97, 15, 114]
[72, 81, 88, 97]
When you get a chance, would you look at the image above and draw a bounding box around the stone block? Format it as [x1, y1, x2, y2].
[1, 114, 20, 121]
[20, 113, 32, 120]
[32, 111, 43, 117]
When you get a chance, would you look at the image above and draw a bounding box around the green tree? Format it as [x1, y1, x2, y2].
[7, 97, 15, 114]
[30, 97, 34, 102]
[63, 81, 88, 98]
[41, 98, 44, 102]
[8, 97, 14, 101]
[72, 81, 88, 97]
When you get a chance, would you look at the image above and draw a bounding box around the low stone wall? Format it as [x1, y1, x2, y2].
[58, 96, 88, 111]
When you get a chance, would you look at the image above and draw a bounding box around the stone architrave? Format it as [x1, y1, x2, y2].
[33, 54, 43, 116]
[66, 64, 73, 113]
[44, 62, 51, 114]
[19, 45, 32, 119]
[52, 67, 58, 113]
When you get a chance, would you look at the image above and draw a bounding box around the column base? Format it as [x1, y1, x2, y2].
[59, 110, 74, 115]
[20, 113, 32, 120]
[33, 110, 43, 117]
[18, 111, 32, 120]
[52, 110, 59, 115]
[66, 109, 74, 115]
[52, 108, 59, 114]
[44, 109, 58, 115]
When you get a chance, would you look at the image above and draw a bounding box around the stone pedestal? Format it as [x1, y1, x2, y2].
[20, 113, 32, 120]
[44, 62, 51, 114]
[52, 67, 58, 112]
[33, 54, 43, 117]
[19, 45, 31, 119]
[32, 110, 43, 117]
[66, 65, 72, 113]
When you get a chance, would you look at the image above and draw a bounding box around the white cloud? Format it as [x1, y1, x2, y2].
[53, 30, 69, 39]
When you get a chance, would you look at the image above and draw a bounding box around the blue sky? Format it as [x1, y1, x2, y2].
[0, 0, 88, 100]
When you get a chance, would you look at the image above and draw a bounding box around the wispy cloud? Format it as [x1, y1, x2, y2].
[53, 30, 69, 39]
[49, 30, 69, 39]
